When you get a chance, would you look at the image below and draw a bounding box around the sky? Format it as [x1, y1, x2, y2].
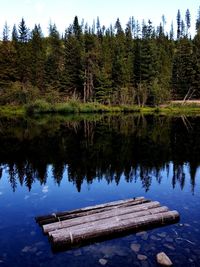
[0, 0, 200, 37]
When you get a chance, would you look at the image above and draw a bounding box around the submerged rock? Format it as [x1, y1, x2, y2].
[136, 231, 147, 236]
[141, 233, 149, 241]
[163, 243, 175, 250]
[156, 252, 173, 266]
[150, 235, 161, 241]
[131, 243, 141, 253]
[99, 258, 108, 265]
[137, 254, 147, 261]
[157, 232, 167, 238]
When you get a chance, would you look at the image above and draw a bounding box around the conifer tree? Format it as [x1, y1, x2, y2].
[185, 9, 191, 37]
[17, 18, 31, 84]
[177, 10, 181, 39]
[30, 24, 46, 90]
[62, 18, 84, 97]
[172, 38, 195, 99]
[45, 23, 63, 91]
[18, 18, 29, 43]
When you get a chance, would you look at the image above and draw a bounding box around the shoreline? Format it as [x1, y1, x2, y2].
[1, 101, 200, 117]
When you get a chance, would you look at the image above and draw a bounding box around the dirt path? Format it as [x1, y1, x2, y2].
[171, 100, 200, 105]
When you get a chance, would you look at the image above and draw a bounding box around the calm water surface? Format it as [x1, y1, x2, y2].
[0, 114, 200, 267]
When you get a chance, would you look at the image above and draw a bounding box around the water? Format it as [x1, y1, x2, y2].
[0, 114, 200, 267]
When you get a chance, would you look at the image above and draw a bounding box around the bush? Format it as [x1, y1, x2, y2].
[25, 99, 52, 115]
[0, 82, 40, 105]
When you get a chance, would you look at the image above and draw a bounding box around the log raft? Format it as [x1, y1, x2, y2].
[35, 197, 180, 250]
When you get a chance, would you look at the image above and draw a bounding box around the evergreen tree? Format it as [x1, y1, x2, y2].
[18, 18, 29, 43]
[185, 9, 191, 37]
[45, 23, 63, 91]
[16, 18, 32, 84]
[193, 30, 200, 98]
[169, 22, 174, 40]
[0, 36, 16, 89]
[196, 6, 200, 32]
[62, 20, 84, 97]
[172, 38, 195, 99]
[177, 10, 181, 39]
[161, 15, 166, 34]
[12, 24, 18, 43]
[3, 22, 9, 42]
[30, 24, 46, 90]
[73, 16, 82, 39]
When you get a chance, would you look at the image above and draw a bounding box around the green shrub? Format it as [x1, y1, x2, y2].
[0, 82, 40, 105]
[25, 99, 52, 115]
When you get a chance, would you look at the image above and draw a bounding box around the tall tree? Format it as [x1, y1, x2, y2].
[17, 18, 31, 84]
[172, 38, 195, 99]
[62, 19, 84, 97]
[12, 24, 18, 43]
[185, 9, 191, 37]
[18, 18, 29, 43]
[30, 24, 46, 90]
[177, 9, 181, 39]
[3, 22, 9, 42]
[196, 6, 200, 32]
[45, 23, 63, 91]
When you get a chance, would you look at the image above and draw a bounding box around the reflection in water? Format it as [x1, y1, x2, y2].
[0, 114, 200, 193]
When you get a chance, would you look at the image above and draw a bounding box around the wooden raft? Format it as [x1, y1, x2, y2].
[35, 197, 180, 249]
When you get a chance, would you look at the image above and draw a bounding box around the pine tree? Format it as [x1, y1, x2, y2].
[83, 30, 99, 102]
[3, 22, 9, 42]
[18, 18, 29, 43]
[95, 28, 113, 103]
[172, 38, 195, 99]
[111, 18, 127, 103]
[193, 30, 200, 98]
[17, 18, 32, 84]
[185, 9, 191, 37]
[73, 16, 82, 39]
[12, 24, 18, 43]
[196, 6, 200, 32]
[0, 35, 16, 88]
[62, 20, 84, 97]
[30, 24, 46, 90]
[177, 10, 181, 39]
[45, 23, 63, 91]
[169, 22, 174, 40]
[161, 15, 166, 34]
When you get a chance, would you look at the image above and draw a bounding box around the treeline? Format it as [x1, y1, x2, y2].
[1, 8, 200, 106]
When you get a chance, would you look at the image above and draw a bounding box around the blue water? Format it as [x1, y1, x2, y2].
[0, 115, 200, 266]
[0, 163, 199, 267]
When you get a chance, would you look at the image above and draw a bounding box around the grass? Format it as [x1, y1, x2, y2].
[0, 105, 25, 117]
[24, 100, 141, 115]
[1, 100, 200, 117]
[157, 103, 200, 115]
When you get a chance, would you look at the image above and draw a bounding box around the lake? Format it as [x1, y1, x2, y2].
[0, 114, 200, 267]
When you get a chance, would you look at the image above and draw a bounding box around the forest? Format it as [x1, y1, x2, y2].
[0, 7, 200, 108]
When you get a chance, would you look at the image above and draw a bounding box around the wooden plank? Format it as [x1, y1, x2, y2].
[50, 210, 179, 248]
[43, 201, 163, 234]
[36, 197, 149, 225]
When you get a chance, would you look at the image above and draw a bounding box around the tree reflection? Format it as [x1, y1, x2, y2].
[0, 114, 200, 193]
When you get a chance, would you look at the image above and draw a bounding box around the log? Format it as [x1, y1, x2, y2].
[48, 205, 168, 237]
[36, 197, 149, 225]
[50, 210, 179, 248]
[43, 201, 163, 234]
